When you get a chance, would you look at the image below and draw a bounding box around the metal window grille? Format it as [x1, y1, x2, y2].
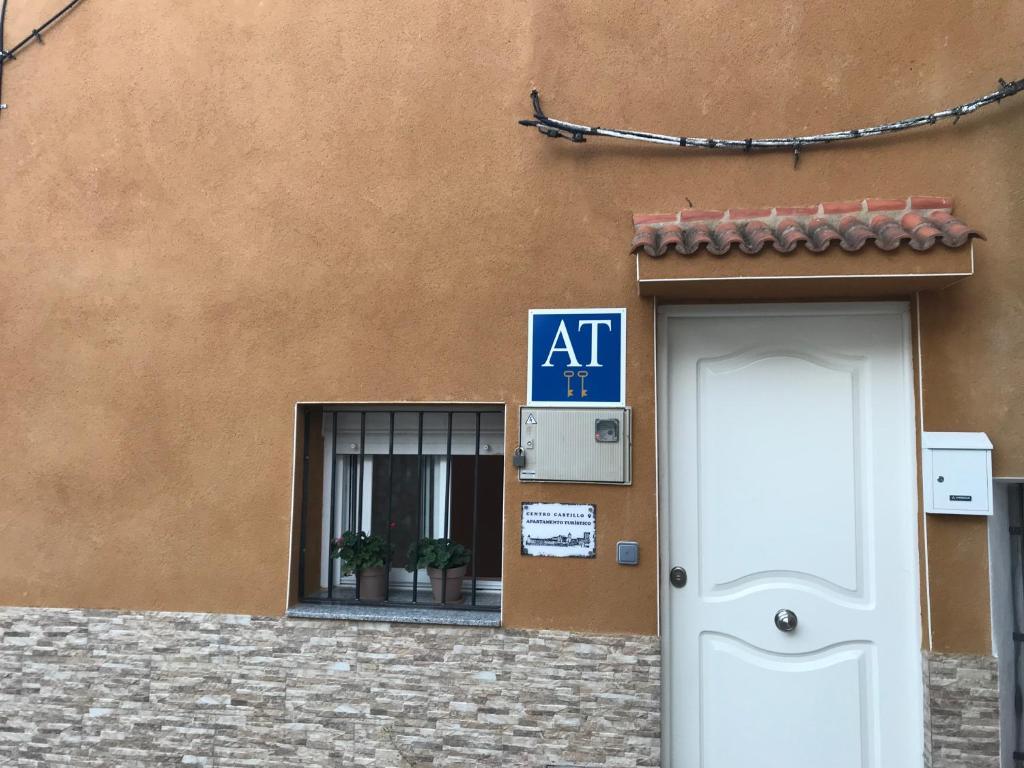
[1009, 483, 1024, 764]
[297, 405, 503, 613]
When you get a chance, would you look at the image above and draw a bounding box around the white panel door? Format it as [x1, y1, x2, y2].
[657, 303, 922, 768]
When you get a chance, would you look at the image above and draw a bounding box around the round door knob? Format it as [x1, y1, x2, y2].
[774, 609, 798, 632]
[669, 567, 687, 588]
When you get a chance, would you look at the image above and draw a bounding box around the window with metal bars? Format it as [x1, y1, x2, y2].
[296, 405, 504, 612]
[1007, 483, 1024, 765]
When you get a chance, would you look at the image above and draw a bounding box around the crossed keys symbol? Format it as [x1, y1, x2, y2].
[563, 369, 589, 398]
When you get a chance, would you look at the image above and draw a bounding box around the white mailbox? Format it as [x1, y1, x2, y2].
[922, 432, 993, 515]
[518, 406, 631, 484]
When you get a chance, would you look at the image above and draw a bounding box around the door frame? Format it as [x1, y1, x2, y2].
[655, 300, 924, 764]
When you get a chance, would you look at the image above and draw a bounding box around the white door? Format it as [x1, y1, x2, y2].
[657, 303, 922, 768]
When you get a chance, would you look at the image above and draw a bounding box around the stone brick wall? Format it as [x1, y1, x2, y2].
[925, 651, 1000, 768]
[0, 607, 660, 767]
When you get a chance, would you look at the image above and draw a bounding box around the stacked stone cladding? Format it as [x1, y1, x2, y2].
[0, 606, 660, 767]
[925, 651, 1000, 768]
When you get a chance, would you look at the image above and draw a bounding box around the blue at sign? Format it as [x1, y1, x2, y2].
[528, 308, 626, 406]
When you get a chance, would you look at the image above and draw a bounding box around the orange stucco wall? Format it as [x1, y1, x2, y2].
[1, 1, 1022, 649]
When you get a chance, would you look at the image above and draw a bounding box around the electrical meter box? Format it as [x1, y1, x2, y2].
[518, 407, 631, 484]
[922, 432, 993, 515]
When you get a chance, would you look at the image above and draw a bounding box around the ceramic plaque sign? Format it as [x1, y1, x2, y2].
[521, 502, 596, 558]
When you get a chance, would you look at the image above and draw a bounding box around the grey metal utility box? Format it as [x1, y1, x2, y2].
[518, 406, 631, 484]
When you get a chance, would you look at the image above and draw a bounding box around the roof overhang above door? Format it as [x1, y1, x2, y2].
[632, 197, 982, 300]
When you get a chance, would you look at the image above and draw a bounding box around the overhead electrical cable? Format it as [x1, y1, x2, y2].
[0, 0, 87, 116]
[519, 81, 1024, 163]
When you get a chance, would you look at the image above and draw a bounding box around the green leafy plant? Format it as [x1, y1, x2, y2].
[330, 531, 390, 576]
[405, 537, 471, 571]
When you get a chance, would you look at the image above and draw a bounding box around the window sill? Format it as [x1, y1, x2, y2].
[287, 602, 501, 627]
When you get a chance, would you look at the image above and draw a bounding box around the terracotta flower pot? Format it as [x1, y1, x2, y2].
[427, 565, 467, 604]
[356, 565, 387, 602]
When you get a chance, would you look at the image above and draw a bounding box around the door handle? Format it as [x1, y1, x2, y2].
[774, 609, 798, 632]
[669, 566, 687, 588]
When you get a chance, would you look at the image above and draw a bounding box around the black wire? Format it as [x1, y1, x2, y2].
[0, 0, 86, 62]
[0, 0, 86, 115]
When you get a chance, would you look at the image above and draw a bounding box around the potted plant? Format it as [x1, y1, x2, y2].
[331, 531, 390, 601]
[406, 537, 472, 604]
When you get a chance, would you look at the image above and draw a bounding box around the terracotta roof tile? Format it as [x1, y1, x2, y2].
[631, 197, 983, 257]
